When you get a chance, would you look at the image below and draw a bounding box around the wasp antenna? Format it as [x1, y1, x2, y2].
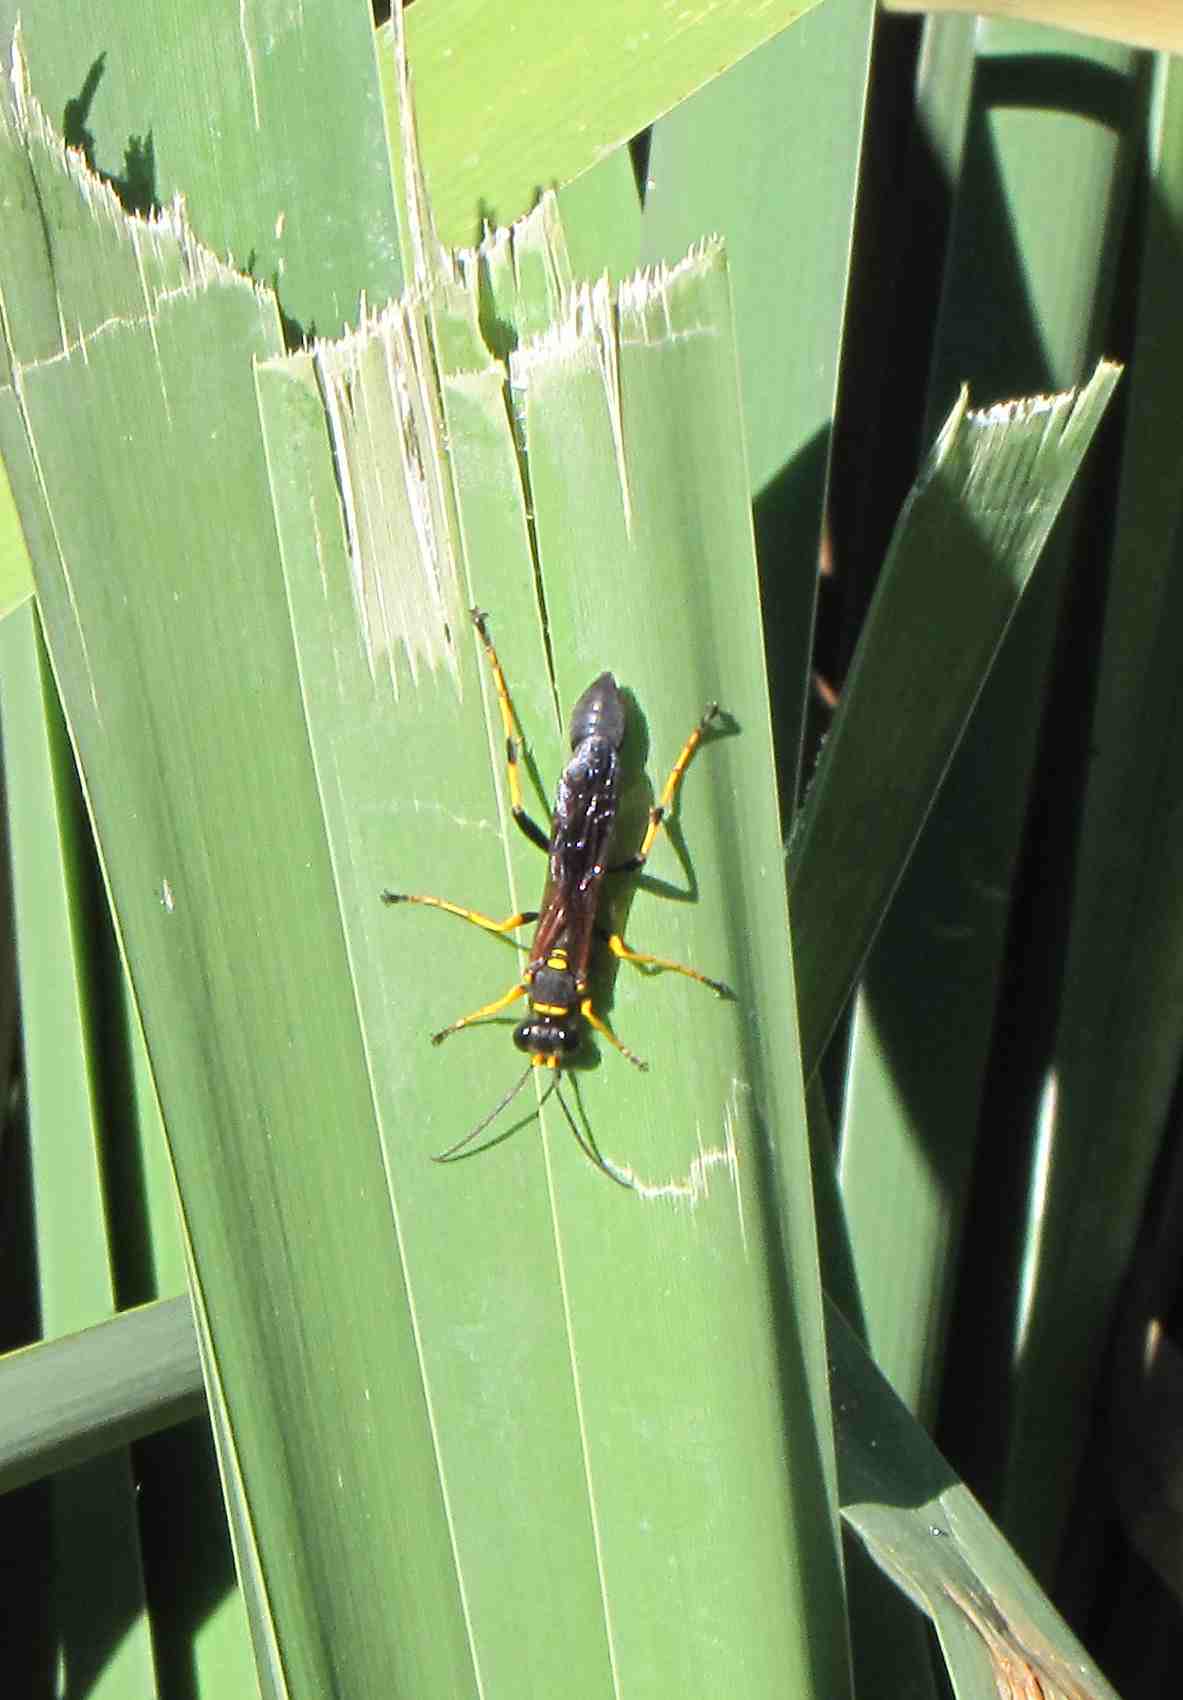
[542, 1074, 634, 1189]
[432, 1062, 535, 1163]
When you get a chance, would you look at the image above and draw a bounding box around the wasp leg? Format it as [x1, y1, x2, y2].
[431, 978, 529, 1046]
[579, 996, 648, 1072]
[603, 931, 731, 998]
[610, 701, 721, 874]
[470, 607, 552, 854]
[381, 891, 538, 943]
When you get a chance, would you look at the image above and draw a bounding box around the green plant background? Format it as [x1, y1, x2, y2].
[0, 3, 1176, 1700]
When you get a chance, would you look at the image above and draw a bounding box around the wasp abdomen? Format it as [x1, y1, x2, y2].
[568, 672, 626, 751]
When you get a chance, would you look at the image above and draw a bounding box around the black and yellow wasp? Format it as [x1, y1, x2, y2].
[383, 608, 729, 1182]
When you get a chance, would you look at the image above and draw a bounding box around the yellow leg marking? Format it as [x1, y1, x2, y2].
[381, 891, 534, 937]
[432, 979, 528, 1045]
[580, 996, 648, 1072]
[635, 702, 721, 864]
[471, 607, 539, 835]
[605, 932, 730, 998]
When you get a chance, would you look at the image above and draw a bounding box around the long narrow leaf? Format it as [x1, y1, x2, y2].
[789, 363, 1120, 1078]
[255, 221, 851, 1699]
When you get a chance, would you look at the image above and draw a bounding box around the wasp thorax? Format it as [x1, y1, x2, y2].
[530, 965, 576, 1006]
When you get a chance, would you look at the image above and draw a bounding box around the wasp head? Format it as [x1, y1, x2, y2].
[513, 1014, 582, 1059]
